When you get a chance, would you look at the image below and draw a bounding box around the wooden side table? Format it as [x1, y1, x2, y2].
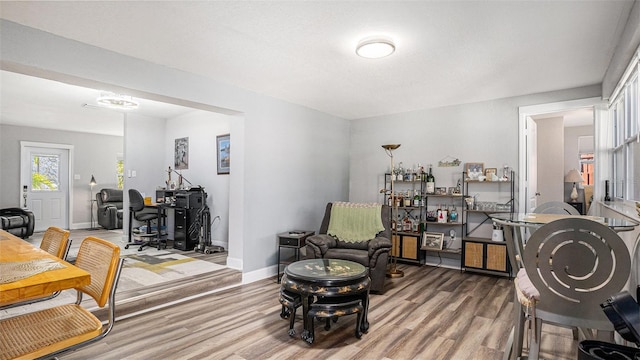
[277, 231, 314, 283]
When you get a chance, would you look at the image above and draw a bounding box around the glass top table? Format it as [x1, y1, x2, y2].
[281, 259, 371, 343]
[489, 212, 639, 232]
[284, 258, 367, 284]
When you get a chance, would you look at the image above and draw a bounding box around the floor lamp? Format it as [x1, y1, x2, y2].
[382, 144, 404, 278]
[89, 175, 97, 230]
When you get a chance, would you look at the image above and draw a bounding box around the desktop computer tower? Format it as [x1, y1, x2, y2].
[173, 208, 199, 251]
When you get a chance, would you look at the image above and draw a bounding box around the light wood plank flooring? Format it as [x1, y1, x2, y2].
[59, 264, 577, 360]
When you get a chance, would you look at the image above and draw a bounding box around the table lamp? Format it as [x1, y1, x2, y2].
[564, 169, 584, 202]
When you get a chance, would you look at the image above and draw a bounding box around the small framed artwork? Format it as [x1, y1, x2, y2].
[217, 134, 230, 175]
[422, 232, 444, 250]
[447, 187, 456, 195]
[465, 162, 484, 179]
[485, 168, 497, 179]
[436, 187, 447, 195]
[174, 137, 189, 170]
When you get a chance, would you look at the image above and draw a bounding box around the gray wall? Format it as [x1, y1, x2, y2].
[0, 20, 350, 277]
[164, 110, 232, 249]
[0, 124, 123, 227]
[349, 85, 601, 203]
[602, 0, 640, 98]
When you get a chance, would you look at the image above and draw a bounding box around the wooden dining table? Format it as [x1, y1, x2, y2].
[0, 229, 90, 306]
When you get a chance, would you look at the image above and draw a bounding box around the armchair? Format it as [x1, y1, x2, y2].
[0, 207, 35, 238]
[96, 189, 124, 230]
[304, 203, 392, 293]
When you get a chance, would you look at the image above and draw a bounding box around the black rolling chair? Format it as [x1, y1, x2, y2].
[127, 189, 164, 251]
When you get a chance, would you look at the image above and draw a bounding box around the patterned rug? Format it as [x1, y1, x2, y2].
[0, 234, 227, 318]
[117, 250, 225, 291]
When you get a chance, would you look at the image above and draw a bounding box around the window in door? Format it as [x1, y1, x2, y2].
[31, 154, 60, 191]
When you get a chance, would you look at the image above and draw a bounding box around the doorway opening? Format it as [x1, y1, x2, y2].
[518, 97, 604, 214]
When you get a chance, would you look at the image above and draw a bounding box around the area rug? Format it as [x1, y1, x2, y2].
[117, 250, 226, 291]
[0, 248, 226, 318]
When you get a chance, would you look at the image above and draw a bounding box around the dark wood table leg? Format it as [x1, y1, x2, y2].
[301, 294, 311, 341]
[360, 290, 370, 333]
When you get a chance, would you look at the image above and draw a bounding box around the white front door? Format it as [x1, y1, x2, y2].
[20, 142, 72, 231]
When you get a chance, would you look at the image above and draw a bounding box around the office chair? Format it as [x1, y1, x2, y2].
[128, 189, 162, 251]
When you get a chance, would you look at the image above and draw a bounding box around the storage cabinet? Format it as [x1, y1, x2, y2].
[174, 208, 198, 251]
[462, 238, 510, 275]
[461, 170, 514, 276]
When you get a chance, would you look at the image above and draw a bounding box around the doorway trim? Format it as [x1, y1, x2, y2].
[518, 97, 603, 214]
[20, 141, 75, 229]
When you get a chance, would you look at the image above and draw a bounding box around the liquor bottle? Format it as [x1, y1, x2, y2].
[404, 191, 412, 207]
[403, 215, 412, 231]
[426, 165, 435, 194]
[436, 204, 442, 223]
[413, 190, 421, 207]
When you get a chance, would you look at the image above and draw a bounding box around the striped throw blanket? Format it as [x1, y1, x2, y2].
[327, 202, 385, 242]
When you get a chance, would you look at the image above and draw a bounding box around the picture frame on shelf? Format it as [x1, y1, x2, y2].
[447, 187, 456, 195]
[422, 232, 444, 250]
[435, 187, 447, 195]
[465, 162, 484, 179]
[216, 134, 230, 175]
[485, 168, 497, 179]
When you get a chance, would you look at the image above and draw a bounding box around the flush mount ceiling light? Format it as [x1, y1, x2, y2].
[97, 92, 139, 110]
[356, 37, 395, 59]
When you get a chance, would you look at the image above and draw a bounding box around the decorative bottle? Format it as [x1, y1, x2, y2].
[426, 165, 435, 194]
[450, 205, 458, 223]
[413, 190, 421, 207]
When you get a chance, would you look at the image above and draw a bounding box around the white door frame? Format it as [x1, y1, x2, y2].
[518, 97, 603, 213]
[20, 141, 74, 229]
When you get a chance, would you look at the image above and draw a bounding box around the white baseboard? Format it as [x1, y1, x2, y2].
[241, 264, 277, 284]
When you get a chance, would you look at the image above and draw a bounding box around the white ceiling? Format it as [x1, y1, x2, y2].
[0, 1, 634, 133]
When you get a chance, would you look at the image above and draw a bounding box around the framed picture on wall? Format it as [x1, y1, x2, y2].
[174, 137, 189, 170]
[217, 134, 230, 174]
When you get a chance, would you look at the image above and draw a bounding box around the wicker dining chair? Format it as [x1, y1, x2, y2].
[0, 236, 124, 360]
[39, 226, 72, 259]
[0, 227, 72, 310]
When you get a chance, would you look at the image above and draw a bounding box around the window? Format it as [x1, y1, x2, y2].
[31, 154, 60, 191]
[610, 54, 639, 201]
[116, 154, 124, 190]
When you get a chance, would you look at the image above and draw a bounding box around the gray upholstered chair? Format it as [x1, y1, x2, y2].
[506, 218, 630, 360]
[96, 189, 124, 230]
[304, 203, 392, 293]
[534, 201, 580, 215]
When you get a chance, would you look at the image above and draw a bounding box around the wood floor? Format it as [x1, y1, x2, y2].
[59, 264, 578, 360]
